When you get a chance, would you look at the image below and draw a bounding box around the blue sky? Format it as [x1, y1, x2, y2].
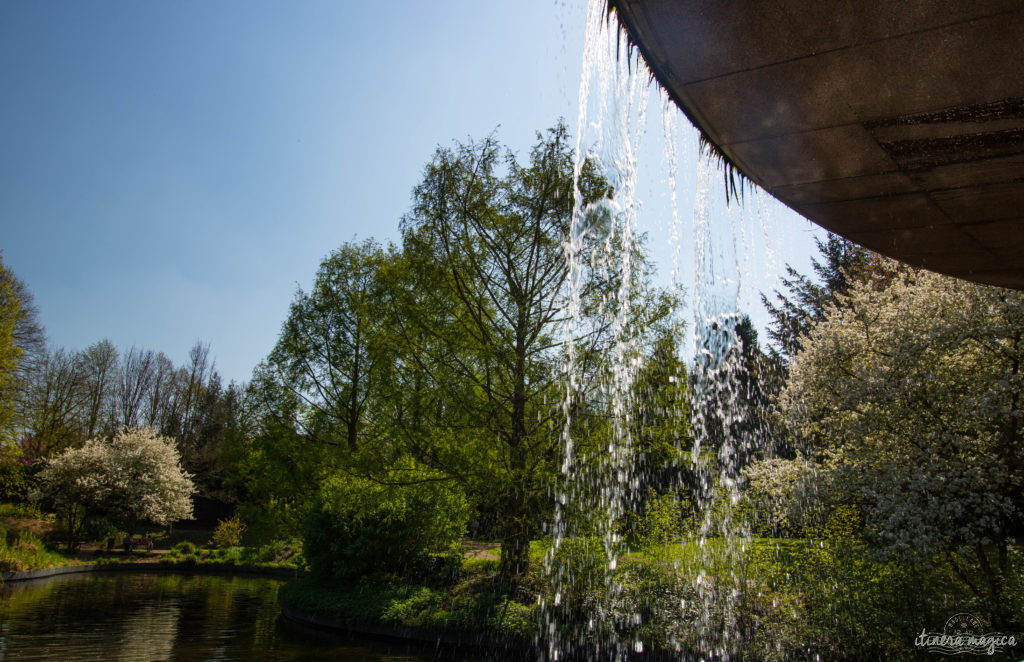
[0, 1, 822, 383]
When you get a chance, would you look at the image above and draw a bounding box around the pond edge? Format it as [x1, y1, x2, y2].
[278, 602, 530, 656]
[1, 561, 306, 583]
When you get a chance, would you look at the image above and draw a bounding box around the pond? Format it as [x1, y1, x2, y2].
[0, 572, 482, 661]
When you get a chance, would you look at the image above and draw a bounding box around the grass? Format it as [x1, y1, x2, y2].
[159, 538, 306, 570]
[0, 520, 79, 573]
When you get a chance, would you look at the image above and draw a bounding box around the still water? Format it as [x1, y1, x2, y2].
[0, 572, 475, 661]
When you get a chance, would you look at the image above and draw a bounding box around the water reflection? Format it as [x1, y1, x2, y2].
[0, 573, 475, 661]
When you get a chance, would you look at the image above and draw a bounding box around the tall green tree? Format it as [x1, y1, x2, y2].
[229, 240, 395, 537]
[761, 234, 872, 361]
[627, 323, 692, 529]
[384, 124, 661, 584]
[0, 253, 24, 444]
[265, 239, 393, 451]
[226, 368, 337, 540]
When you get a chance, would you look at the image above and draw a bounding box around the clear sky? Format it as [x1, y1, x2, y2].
[0, 1, 822, 383]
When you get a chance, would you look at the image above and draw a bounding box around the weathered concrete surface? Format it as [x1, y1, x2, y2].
[611, 0, 1024, 288]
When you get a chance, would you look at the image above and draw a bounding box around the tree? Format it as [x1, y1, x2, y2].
[19, 347, 83, 461]
[304, 463, 469, 583]
[226, 365, 340, 540]
[185, 373, 248, 499]
[143, 352, 176, 430]
[0, 254, 49, 433]
[169, 341, 213, 452]
[35, 427, 195, 548]
[230, 240, 395, 539]
[761, 234, 872, 361]
[100, 427, 195, 535]
[33, 438, 104, 550]
[264, 239, 392, 451]
[115, 346, 155, 430]
[627, 322, 693, 530]
[778, 264, 1024, 625]
[0, 253, 24, 444]
[385, 124, 662, 584]
[77, 339, 119, 439]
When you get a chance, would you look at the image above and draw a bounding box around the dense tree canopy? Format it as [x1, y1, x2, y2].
[263, 239, 392, 451]
[778, 263, 1024, 623]
[236, 124, 677, 586]
[382, 123, 671, 582]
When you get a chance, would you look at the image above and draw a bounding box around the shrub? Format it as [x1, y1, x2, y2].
[637, 490, 683, 563]
[0, 452, 34, 502]
[211, 515, 245, 548]
[170, 540, 198, 555]
[80, 515, 118, 543]
[303, 467, 469, 583]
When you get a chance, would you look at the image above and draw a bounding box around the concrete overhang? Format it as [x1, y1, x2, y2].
[609, 0, 1024, 289]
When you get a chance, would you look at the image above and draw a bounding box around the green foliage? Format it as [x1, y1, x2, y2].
[637, 491, 683, 564]
[0, 501, 46, 519]
[171, 540, 198, 555]
[0, 520, 73, 573]
[225, 240, 394, 542]
[744, 530, 979, 658]
[0, 451, 35, 502]
[0, 252, 25, 444]
[303, 467, 469, 583]
[79, 514, 118, 542]
[159, 538, 305, 569]
[544, 535, 615, 620]
[278, 564, 537, 642]
[210, 515, 245, 548]
[225, 403, 334, 541]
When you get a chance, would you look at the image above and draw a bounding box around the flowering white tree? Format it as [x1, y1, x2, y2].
[34, 441, 107, 550]
[36, 427, 195, 548]
[778, 264, 1024, 618]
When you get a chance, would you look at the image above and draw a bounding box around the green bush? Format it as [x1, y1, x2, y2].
[0, 453, 35, 502]
[637, 490, 683, 564]
[546, 536, 613, 604]
[170, 540, 198, 555]
[210, 515, 246, 548]
[303, 468, 469, 583]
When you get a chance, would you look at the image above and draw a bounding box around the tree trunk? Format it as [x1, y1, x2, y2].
[498, 490, 530, 587]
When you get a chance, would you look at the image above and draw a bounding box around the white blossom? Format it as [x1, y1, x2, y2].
[779, 265, 1023, 559]
[37, 427, 194, 533]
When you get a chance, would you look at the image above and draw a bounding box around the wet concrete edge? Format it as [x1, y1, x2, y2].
[1, 561, 306, 583]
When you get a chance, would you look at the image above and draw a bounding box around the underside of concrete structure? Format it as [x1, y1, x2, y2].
[609, 0, 1024, 288]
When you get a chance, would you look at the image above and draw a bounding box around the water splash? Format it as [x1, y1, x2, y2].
[545, 1, 650, 658]
[545, 0, 781, 658]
